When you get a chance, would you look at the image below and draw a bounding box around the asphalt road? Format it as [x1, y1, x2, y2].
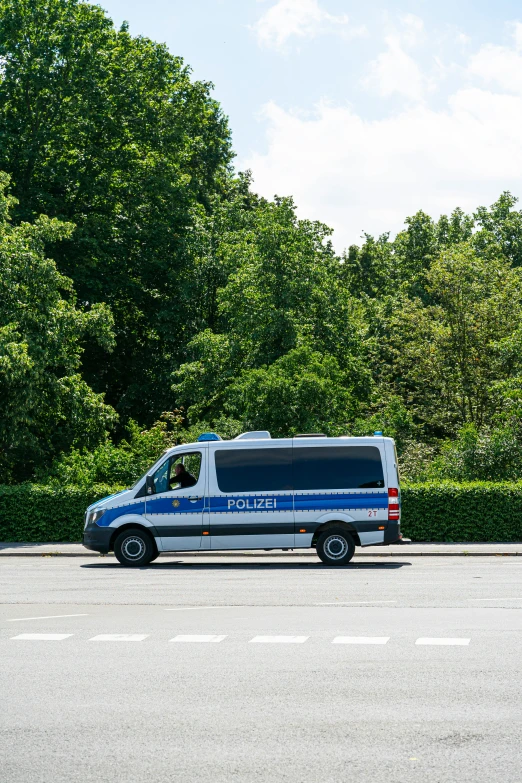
[1, 554, 521, 782]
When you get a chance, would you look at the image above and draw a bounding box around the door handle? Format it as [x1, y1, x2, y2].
[188, 496, 203, 502]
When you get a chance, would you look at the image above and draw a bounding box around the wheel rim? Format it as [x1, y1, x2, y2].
[324, 534, 348, 560]
[122, 536, 146, 560]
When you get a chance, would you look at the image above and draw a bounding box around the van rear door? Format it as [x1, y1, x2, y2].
[293, 441, 388, 547]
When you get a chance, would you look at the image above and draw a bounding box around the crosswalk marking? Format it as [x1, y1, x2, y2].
[89, 634, 149, 642]
[249, 636, 309, 644]
[170, 635, 227, 643]
[415, 638, 470, 646]
[4, 632, 475, 646]
[11, 633, 73, 641]
[332, 636, 390, 645]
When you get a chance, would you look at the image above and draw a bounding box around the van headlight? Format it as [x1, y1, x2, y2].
[87, 508, 106, 526]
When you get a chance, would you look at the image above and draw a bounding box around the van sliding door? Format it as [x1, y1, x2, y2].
[208, 445, 294, 550]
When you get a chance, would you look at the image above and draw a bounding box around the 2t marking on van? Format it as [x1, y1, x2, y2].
[227, 498, 276, 510]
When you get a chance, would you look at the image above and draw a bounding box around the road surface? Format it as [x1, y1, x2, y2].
[1, 554, 521, 782]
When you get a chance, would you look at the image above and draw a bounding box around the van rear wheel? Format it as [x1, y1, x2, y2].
[114, 528, 155, 567]
[316, 528, 355, 566]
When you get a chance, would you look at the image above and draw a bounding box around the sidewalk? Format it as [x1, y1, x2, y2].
[0, 542, 520, 557]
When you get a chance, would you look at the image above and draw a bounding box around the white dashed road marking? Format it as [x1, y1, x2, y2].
[468, 598, 522, 601]
[164, 606, 245, 611]
[249, 636, 309, 644]
[332, 636, 390, 644]
[415, 638, 470, 646]
[89, 634, 149, 642]
[315, 601, 397, 605]
[7, 614, 89, 622]
[170, 635, 227, 643]
[4, 633, 476, 646]
[11, 633, 73, 641]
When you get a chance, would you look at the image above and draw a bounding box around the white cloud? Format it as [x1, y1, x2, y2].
[456, 32, 471, 47]
[512, 21, 522, 50]
[252, 0, 365, 50]
[467, 25, 522, 94]
[364, 16, 429, 101]
[364, 36, 426, 100]
[240, 19, 522, 250]
[398, 13, 425, 47]
[241, 88, 522, 250]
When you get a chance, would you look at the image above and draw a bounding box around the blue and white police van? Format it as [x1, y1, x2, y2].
[83, 431, 402, 566]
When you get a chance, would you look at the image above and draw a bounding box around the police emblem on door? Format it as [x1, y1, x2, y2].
[172, 499, 180, 508]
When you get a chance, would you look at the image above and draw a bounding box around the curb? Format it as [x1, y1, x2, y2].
[0, 550, 520, 558]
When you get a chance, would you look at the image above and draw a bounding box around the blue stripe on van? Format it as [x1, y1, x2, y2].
[294, 493, 388, 511]
[210, 493, 387, 513]
[97, 492, 388, 526]
[97, 501, 146, 526]
[146, 496, 205, 515]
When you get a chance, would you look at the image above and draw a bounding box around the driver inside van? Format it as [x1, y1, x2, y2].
[170, 463, 197, 490]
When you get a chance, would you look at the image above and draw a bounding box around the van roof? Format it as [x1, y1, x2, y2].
[171, 435, 394, 453]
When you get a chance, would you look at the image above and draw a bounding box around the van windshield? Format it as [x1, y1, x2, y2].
[130, 451, 171, 490]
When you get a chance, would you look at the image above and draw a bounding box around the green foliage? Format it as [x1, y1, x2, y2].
[174, 196, 370, 426]
[38, 419, 179, 487]
[373, 244, 522, 438]
[427, 423, 522, 482]
[401, 483, 522, 542]
[0, 173, 116, 480]
[1, 481, 520, 543]
[0, 0, 232, 422]
[0, 483, 122, 541]
[224, 346, 362, 437]
[4, 0, 522, 503]
[474, 192, 522, 266]
[352, 396, 421, 452]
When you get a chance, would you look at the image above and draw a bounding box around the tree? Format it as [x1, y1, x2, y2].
[224, 346, 361, 437]
[379, 244, 522, 437]
[0, 0, 233, 423]
[0, 173, 115, 480]
[474, 192, 522, 267]
[342, 233, 393, 299]
[392, 210, 438, 297]
[173, 196, 371, 427]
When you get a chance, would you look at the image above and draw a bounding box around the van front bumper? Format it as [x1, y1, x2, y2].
[83, 523, 113, 554]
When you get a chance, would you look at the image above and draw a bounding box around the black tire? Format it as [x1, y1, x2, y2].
[316, 527, 355, 566]
[114, 527, 155, 567]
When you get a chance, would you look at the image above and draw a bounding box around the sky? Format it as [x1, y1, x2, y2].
[100, 0, 522, 251]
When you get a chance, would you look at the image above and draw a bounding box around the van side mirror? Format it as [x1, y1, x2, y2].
[146, 475, 155, 495]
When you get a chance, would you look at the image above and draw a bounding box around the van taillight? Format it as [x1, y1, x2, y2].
[388, 488, 400, 521]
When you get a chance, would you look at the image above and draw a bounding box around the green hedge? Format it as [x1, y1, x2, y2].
[0, 483, 123, 542]
[401, 482, 522, 542]
[0, 481, 521, 543]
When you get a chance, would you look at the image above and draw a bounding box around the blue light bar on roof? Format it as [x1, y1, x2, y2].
[374, 431, 383, 436]
[197, 432, 222, 442]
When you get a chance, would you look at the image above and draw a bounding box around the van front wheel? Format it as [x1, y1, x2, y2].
[114, 528, 155, 567]
[316, 528, 355, 566]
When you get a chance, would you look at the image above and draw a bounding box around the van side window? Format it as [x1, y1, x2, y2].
[149, 451, 202, 494]
[293, 446, 385, 490]
[170, 452, 202, 491]
[215, 448, 292, 492]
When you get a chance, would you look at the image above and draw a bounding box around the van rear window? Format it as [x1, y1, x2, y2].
[215, 448, 293, 492]
[293, 446, 384, 490]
